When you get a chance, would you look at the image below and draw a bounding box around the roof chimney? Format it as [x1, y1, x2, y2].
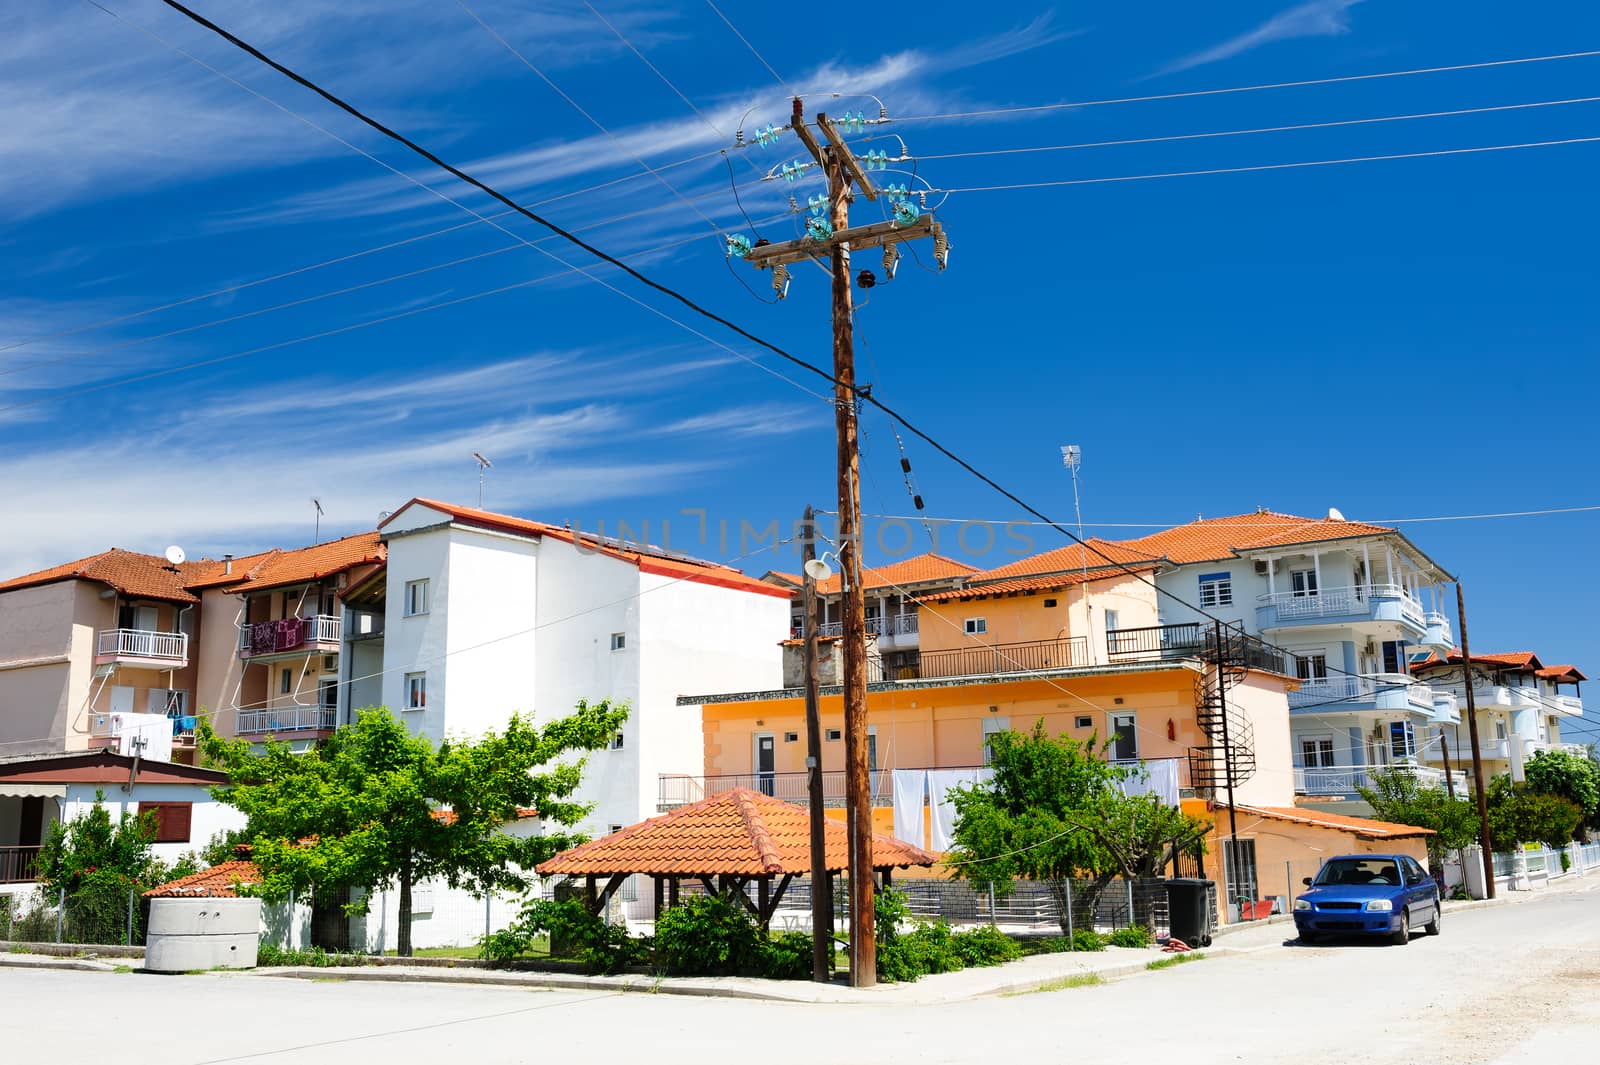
[223, 553, 234, 575]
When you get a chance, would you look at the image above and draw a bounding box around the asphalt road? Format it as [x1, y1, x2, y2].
[4, 889, 1596, 1065]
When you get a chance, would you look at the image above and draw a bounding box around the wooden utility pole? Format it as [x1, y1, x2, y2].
[799, 506, 832, 982]
[736, 100, 949, 988]
[1440, 731, 1456, 800]
[1456, 583, 1495, 899]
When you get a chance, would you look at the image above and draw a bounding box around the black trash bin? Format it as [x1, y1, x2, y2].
[1165, 878, 1214, 947]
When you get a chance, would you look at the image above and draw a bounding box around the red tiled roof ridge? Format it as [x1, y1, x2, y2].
[1225, 804, 1434, 840]
[144, 859, 261, 898]
[732, 790, 784, 874]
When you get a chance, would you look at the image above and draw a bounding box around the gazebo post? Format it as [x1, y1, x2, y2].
[758, 877, 770, 930]
[669, 877, 680, 908]
[584, 874, 598, 915]
[881, 868, 893, 891]
[653, 876, 664, 919]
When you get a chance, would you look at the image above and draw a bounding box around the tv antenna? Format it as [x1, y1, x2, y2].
[312, 497, 324, 544]
[472, 452, 493, 508]
[164, 545, 187, 567]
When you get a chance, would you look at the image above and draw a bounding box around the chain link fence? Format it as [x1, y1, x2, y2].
[0, 886, 149, 946]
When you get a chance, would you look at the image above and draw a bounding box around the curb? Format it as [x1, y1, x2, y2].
[0, 954, 123, 973]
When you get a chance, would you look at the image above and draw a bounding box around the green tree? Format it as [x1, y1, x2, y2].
[1521, 750, 1600, 836]
[36, 791, 168, 944]
[946, 723, 1209, 932]
[1486, 775, 1584, 850]
[1356, 768, 1481, 870]
[199, 700, 627, 956]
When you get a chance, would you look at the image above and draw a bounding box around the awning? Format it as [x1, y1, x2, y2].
[0, 784, 67, 799]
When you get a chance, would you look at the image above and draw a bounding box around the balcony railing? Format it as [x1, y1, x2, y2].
[1287, 674, 1435, 712]
[918, 636, 1089, 679]
[96, 628, 188, 664]
[1527, 740, 1591, 758]
[659, 769, 894, 809]
[92, 711, 196, 742]
[0, 845, 42, 884]
[1293, 762, 1466, 795]
[1104, 622, 1289, 675]
[1554, 694, 1584, 716]
[236, 705, 336, 735]
[1428, 680, 1515, 709]
[810, 614, 918, 639]
[1257, 584, 1426, 628]
[239, 615, 342, 658]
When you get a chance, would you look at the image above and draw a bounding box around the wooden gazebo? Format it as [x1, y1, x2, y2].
[537, 788, 938, 928]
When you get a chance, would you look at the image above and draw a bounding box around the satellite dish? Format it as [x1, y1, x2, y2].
[165, 545, 187, 565]
[803, 557, 834, 581]
[1326, 507, 1345, 522]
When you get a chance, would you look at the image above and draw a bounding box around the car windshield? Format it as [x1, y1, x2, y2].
[1313, 858, 1400, 887]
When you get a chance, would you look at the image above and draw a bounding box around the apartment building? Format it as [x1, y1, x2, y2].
[338, 499, 791, 838]
[1411, 652, 1586, 781]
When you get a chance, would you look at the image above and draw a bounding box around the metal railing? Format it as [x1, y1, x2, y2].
[1293, 762, 1465, 795]
[917, 636, 1089, 679]
[0, 845, 42, 884]
[658, 769, 894, 809]
[1104, 622, 1288, 676]
[239, 614, 342, 657]
[96, 629, 188, 662]
[1256, 583, 1425, 624]
[1287, 674, 1434, 711]
[236, 705, 336, 735]
[1553, 694, 1583, 715]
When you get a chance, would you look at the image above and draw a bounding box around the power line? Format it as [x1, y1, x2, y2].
[849, 504, 1600, 527]
[893, 48, 1600, 124]
[913, 95, 1600, 164]
[702, 0, 793, 97]
[931, 134, 1600, 194]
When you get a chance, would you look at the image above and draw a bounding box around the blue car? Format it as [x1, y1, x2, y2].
[1293, 853, 1442, 945]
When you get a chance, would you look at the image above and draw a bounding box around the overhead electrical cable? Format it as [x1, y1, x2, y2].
[893, 48, 1600, 124]
[702, 0, 794, 97]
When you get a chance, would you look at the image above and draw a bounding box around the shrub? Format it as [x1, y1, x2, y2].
[485, 897, 637, 974]
[758, 931, 817, 980]
[951, 925, 1023, 967]
[653, 894, 761, 977]
[1071, 928, 1106, 952]
[1106, 925, 1153, 949]
[1561, 850, 1572, 872]
[256, 944, 367, 967]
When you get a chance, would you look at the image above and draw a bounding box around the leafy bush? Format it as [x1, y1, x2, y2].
[1105, 925, 1153, 949]
[1, 892, 58, 943]
[255, 943, 368, 967]
[951, 925, 1022, 967]
[1561, 850, 1572, 872]
[758, 931, 817, 980]
[35, 793, 171, 945]
[484, 897, 638, 974]
[1071, 928, 1106, 952]
[653, 894, 762, 977]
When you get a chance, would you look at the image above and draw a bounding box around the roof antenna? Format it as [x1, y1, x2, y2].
[473, 452, 493, 508]
[312, 498, 324, 545]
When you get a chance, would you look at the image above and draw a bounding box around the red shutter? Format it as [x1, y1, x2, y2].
[142, 802, 193, 843]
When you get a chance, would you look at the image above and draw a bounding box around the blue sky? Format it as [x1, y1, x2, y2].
[3, 1, 1598, 712]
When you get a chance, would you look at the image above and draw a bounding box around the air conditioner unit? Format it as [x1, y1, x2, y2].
[1253, 561, 1269, 575]
[1364, 639, 1377, 655]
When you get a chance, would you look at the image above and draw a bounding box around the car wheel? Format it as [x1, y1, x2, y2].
[1391, 910, 1410, 946]
[1424, 898, 1441, 936]
[1299, 931, 1318, 945]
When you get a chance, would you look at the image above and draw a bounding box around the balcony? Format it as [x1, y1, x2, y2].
[1426, 680, 1513, 709]
[236, 705, 336, 735]
[0, 845, 42, 884]
[811, 614, 919, 640]
[1553, 694, 1584, 716]
[94, 629, 189, 668]
[659, 769, 893, 810]
[1421, 611, 1453, 650]
[1255, 584, 1426, 633]
[1104, 622, 1290, 674]
[1287, 674, 1435, 715]
[1294, 762, 1467, 796]
[91, 711, 196, 744]
[918, 636, 1089, 680]
[239, 615, 341, 659]
[1429, 689, 1460, 724]
[1527, 740, 1591, 758]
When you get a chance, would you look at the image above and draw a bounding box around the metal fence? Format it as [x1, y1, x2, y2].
[0, 886, 148, 946]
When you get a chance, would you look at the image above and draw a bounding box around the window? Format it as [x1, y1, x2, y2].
[1494, 719, 1507, 740]
[1104, 609, 1120, 632]
[609, 731, 625, 750]
[784, 731, 798, 743]
[1389, 720, 1416, 760]
[1198, 572, 1233, 607]
[280, 668, 292, 695]
[1294, 653, 1328, 682]
[609, 825, 623, 836]
[319, 679, 338, 711]
[147, 689, 188, 716]
[868, 727, 878, 771]
[964, 617, 987, 635]
[1381, 640, 1406, 675]
[1222, 838, 1259, 906]
[1074, 715, 1093, 730]
[825, 728, 841, 741]
[1042, 598, 1058, 608]
[1108, 712, 1137, 761]
[405, 672, 426, 710]
[610, 632, 626, 651]
[404, 579, 429, 617]
[1290, 569, 1318, 597]
[139, 802, 193, 844]
[1300, 735, 1336, 768]
[981, 716, 1011, 765]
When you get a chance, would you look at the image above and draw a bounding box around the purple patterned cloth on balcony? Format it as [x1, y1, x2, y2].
[249, 622, 277, 656]
[275, 616, 305, 652]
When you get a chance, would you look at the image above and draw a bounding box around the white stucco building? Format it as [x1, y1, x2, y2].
[339, 498, 791, 839]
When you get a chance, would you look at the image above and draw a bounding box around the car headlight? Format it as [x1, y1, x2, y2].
[1365, 899, 1393, 912]
[1293, 898, 1311, 911]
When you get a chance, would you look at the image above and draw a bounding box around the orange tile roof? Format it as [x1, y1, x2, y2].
[432, 807, 538, 826]
[228, 533, 385, 593]
[0, 548, 204, 603]
[144, 859, 261, 898]
[537, 788, 940, 876]
[1113, 512, 1395, 564]
[808, 552, 976, 596]
[1536, 664, 1587, 683]
[1227, 804, 1434, 840]
[382, 498, 791, 599]
[977, 540, 1161, 581]
[183, 549, 279, 590]
[918, 564, 1160, 604]
[1413, 651, 1546, 673]
[761, 571, 803, 589]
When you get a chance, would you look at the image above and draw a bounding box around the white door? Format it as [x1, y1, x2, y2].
[1109, 712, 1138, 761]
[110, 686, 134, 714]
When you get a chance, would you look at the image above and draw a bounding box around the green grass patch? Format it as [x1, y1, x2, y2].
[1009, 972, 1105, 995]
[113, 964, 134, 974]
[1145, 952, 1207, 971]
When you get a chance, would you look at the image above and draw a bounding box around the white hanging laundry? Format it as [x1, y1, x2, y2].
[927, 768, 985, 852]
[891, 769, 928, 846]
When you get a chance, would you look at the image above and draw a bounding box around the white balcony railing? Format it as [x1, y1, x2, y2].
[239, 615, 342, 657]
[1294, 762, 1465, 795]
[1432, 681, 1513, 708]
[1287, 674, 1434, 712]
[1554, 694, 1583, 716]
[96, 628, 188, 663]
[1527, 740, 1590, 758]
[236, 705, 336, 735]
[1258, 583, 1426, 625]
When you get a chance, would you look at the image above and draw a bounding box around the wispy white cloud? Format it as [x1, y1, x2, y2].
[1153, 0, 1365, 77]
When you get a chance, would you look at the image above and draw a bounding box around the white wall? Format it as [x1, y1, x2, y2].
[438, 528, 540, 741]
[61, 782, 247, 867]
[381, 520, 452, 741]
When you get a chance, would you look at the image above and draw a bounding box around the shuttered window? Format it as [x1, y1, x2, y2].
[140, 802, 193, 843]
